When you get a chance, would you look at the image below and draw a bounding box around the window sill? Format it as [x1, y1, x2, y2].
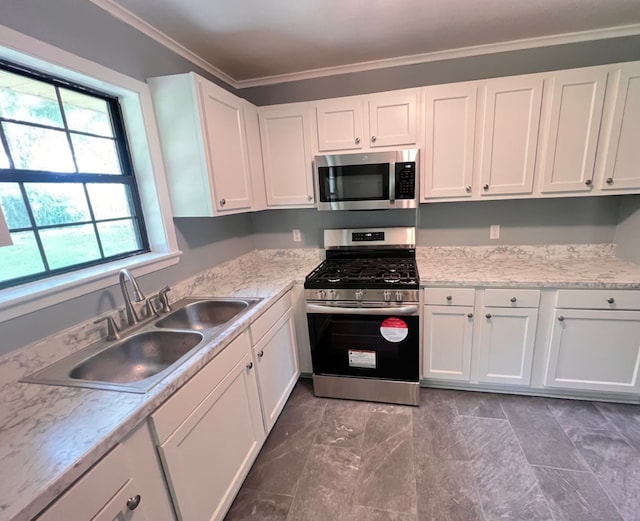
[0, 250, 182, 323]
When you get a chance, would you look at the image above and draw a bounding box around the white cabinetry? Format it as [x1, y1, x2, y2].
[423, 288, 475, 381]
[537, 68, 607, 194]
[314, 90, 418, 152]
[545, 290, 640, 394]
[259, 103, 315, 207]
[479, 75, 543, 197]
[422, 82, 477, 200]
[148, 72, 253, 216]
[477, 289, 540, 385]
[597, 62, 640, 191]
[37, 422, 174, 521]
[151, 332, 265, 521]
[249, 292, 300, 433]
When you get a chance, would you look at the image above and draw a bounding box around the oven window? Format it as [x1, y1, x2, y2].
[319, 163, 389, 202]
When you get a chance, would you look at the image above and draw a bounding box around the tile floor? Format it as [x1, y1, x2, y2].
[224, 379, 640, 521]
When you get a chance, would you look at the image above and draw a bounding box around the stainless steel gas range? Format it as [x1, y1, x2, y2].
[304, 227, 420, 406]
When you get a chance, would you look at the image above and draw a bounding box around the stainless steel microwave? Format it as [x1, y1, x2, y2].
[314, 149, 419, 211]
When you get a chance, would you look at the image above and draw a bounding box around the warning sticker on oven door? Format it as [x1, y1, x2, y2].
[380, 317, 409, 342]
[348, 350, 376, 369]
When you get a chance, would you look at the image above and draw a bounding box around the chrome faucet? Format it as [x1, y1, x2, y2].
[119, 268, 146, 325]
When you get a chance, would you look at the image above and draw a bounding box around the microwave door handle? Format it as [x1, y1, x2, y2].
[389, 164, 396, 203]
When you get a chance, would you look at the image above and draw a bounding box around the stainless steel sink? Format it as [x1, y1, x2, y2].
[21, 296, 262, 393]
[155, 298, 255, 330]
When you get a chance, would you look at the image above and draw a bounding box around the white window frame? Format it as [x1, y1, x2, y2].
[0, 24, 181, 322]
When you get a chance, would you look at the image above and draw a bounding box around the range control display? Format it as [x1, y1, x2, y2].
[352, 232, 385, 242]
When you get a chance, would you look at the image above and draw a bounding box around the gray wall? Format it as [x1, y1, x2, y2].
[614, 195, 640, 263]
[242, 35, 640, 105]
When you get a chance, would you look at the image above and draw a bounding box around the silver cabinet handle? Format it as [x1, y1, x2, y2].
[485, 313, 492, 319]
[607, 297, 615, 304]
[257, 350, 264, 358]
[219, 198, 226, 206]
[246, 361, 253, 370]
[606, 177, 614, 185]
[558, 316, 565, 322]
[371, 135, 377, 142]
[585, 179, 592, 186]
[510, 297, 517, 303]
[446, 295, 452, 301]
[355, 137, 360, 144]
[483, 184, 489, 190]
[466, 185, 472, 192]
[467, 312, 474, 318]
[126, 495, 141, 511]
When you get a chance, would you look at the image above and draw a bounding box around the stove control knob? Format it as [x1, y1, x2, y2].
[395, 291, 404, 303]
[329, 290, 337, 300]
[355, 290, 364, 301]
[383, 291, 391, 302]
[317, 290, 326, 300]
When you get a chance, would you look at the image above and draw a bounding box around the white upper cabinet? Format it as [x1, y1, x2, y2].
[422, 82, 477, 200]
[596, 62, 640, 191]
[314, 90, 418, 152]
[479, 75, 543, 197]
[537, 68, 607, 194]
[148, 72, 253, 216]
[259, 103, 315, 207]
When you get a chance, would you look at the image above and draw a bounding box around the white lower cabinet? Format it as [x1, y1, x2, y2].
[545, 290, 640, 394]
[37, 422, 174, 521]
[249, 292, 300, 433]
[151, 332, 265, 521]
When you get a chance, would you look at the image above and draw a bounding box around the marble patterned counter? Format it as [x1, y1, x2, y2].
[1, 245, 639, 520]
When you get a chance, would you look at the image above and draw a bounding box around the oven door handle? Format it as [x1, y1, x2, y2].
[306, 303, 419, 315]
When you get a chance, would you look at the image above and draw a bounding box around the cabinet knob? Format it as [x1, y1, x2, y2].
[219, 198, 226, 206]
[126, 495, 141, 511]
[371, 135, 377, 142]
[467, 312, 474, 318]
[307, 194, 313, 201]
[466, 185, 472, 193]
[606, 177, 614, 185]
[257, 350, 264, 358]
[585, 179, 592, 186]
[558, 316, 565, 322]
[607, 297, 615, 304]
[355, 137, 360, 144]
[510, 297, 517, 303]
[246, 361, 253, 370]
[485, 313, 492, 319]
[446, 295, 452, 301]
[483, 184, 489, 190]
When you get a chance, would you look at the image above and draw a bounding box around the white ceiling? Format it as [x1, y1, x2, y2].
[97, 0, 640, 86]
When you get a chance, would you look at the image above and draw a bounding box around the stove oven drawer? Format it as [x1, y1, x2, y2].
[424, 288, 475, 307]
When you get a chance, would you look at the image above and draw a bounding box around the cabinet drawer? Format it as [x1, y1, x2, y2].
[484, 289, 540, 308]
[556, 289, 640, 310]
[424, 288, 475, 307]
[151, 332, 251, 444]
[250, 292, 292, 344]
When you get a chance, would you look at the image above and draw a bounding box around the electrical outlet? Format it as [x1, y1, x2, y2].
[490, 224, 500, 240]
[292, 229, 302, 242]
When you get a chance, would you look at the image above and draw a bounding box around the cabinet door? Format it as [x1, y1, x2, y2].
[477, 308, 537, 385]
[479, 76, 543, 196]
[545, 309, 640, 394]
[368, 91, 418, 147]
[197, 78, 253, 213]
[423, 83, 477, 199]
[423, 305, 474, 381]
[538, 69, 607, 193]
[259, 105, 315, 207]
[598, 63, 640, 191]
[158, 349, 265, 521]
[254, 308, 300, 432]
[316, 98, 364, 151]
[37, 445, 148, 521]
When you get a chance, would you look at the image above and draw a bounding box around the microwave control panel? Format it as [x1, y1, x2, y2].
[394, 162, 416, 199]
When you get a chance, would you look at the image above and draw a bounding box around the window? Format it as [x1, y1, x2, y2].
[0, 61, 150, 289]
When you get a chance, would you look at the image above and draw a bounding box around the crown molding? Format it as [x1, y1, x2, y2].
[89, 0, 640, 90]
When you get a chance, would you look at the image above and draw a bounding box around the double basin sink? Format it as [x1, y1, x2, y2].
[22, 297, 262, 393]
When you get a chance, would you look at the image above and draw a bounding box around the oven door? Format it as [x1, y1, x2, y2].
[307, 305, 419, 382]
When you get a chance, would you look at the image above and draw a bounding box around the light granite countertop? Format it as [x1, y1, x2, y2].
[1, 245, 640, 520]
